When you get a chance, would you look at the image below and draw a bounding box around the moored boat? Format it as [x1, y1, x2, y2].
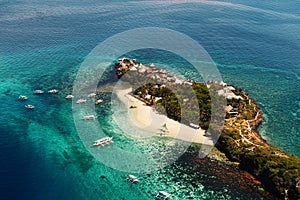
[93, 137, 113, 147]
[76, 99, 87, 104]
[65, 94, 74, 99]
[18, 95, 28, 100]
[82, 115, 97, 120]
[88, 93, 96, 98]
[34, 90, 44, 94]
[126, 175, 139, 183]
[25, 104, 35, 109]
[95, 99, 104, 105]
[48, 89, 58, 94]
[155, 191, 171, 200]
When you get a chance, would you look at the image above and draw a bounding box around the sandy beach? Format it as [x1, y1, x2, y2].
[115, 88, 214, 145]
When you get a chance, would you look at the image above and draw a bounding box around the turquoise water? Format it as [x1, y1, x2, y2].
[0, 0, 299, 199]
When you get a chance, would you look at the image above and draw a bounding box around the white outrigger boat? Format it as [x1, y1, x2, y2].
[95, 99, 104, 105]
[18, 95, 28, 100]
[126, 175, 139, 183]
[48, 89, 58, 94]
[34, 90, 44, 94]
[25, 104, 35, 109]
[87, 93, 96, 98]
[155, 191, 171, 200]
[82, 115, 97, 120]
[65, 94, 74, 99]
[76, 99, 87, 104]
[93, 137, 113, 147]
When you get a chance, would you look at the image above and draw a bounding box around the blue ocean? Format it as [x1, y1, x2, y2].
[0, 0, 299, 199]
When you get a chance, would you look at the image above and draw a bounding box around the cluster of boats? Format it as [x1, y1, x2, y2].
[93, 144, 170, 199]
[20, 88, 171, 199]
[124, 175, 171, 199]
[18, 89, 58, 109]
[19, 95, 34, 109]
[18, 90, 104, 110]
[33, 89, 58, 94]
[71, 93, 103, 105]
[92, 142, 172, 199]
[19, 88, 171, 199]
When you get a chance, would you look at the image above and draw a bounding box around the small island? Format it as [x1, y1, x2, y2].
[115, 58, 300, 199]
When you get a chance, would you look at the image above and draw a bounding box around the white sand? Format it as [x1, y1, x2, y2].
[115, 88, 213, 145]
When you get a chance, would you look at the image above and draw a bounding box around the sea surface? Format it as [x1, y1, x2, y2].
[0, 0, 299, 199]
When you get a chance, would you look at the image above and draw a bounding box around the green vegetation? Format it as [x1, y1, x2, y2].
[132, 78, 300, 199]
[218, 130, 300, 199]
[226, 87, 258, 120]
[133, 83, 212, 129]
[115, 59, 300, 199]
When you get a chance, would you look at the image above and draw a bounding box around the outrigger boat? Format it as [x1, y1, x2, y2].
[87, 93, 96, 98]
[76, 99, 87, 104]
[126, 175, 139, 183]
[48, 89, 58, 94]
[93, 137, 113, 147]
[155, 191, 171, 200]
[25, 104, 35, 109]
[18, 95, 28, 100]
[82, 115, 97, 120]
[95, 99, 103, 105]
[65, 94, 74, 99]
[34, 90, 44, 94]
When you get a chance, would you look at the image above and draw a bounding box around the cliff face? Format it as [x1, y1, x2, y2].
[115, 58, 300, 199]
[217, 90, 300, 200]
[248, 110, 263, 129]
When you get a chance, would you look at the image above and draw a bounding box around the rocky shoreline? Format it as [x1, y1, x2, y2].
[215, 88, 299, 199]
[179, 148, 276, 199]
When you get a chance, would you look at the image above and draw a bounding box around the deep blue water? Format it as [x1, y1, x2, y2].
[0, 0, 299, 199]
